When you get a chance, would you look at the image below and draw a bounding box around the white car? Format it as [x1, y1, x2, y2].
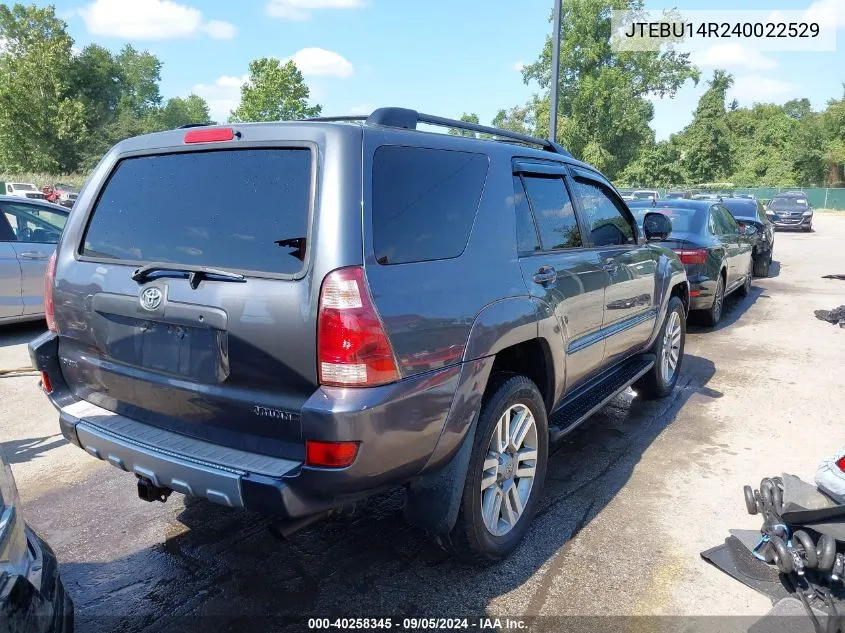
[4, 182, 46, 200]
[633, 190, 660, 201]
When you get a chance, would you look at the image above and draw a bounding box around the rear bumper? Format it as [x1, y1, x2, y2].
[687, 276, 718, 311]
[0, 527, 74, 633]
[30, 332, 469, 518]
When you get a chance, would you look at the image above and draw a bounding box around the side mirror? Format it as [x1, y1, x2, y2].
[742, 224, 758, 236]
[643, 212, 671, 241]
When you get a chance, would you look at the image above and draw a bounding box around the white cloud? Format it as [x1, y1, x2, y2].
[728, 74, 796, 103]
[192, 74, 247, 122]
[690, 43, 778, 71]
[203, 20, 237, 40]
[78, 0, 236, 41]
[265, 0, 366, 21]
[804, 0, 845, 28]
[288, 47, 353, 77]
[512, 61, 526, 72]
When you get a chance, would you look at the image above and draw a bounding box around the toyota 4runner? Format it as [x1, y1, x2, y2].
[30, 107, 689, 561]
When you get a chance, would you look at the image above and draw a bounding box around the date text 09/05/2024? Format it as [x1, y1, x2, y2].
[307, 618, 528, 630]
[624, 21, 820, 39]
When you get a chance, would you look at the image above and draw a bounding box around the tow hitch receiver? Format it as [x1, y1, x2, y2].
[137, 476, 173, 503]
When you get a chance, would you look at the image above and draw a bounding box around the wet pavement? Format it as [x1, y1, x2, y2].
[2, 214, 845, 631]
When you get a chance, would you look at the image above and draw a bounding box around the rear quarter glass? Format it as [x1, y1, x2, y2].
[80, 148, 314, 277]
[371, 146, 489, 265]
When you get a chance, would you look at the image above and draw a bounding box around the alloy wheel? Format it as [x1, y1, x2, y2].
[660, 310, 682, 384]
[480, 404, 538, 537]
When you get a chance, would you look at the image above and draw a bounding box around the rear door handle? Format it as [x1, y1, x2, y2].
[533, 266, 557, 285]
[19, 252, 49, 259]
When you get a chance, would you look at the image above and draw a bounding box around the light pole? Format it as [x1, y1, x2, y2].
[549, 0, 562, 143]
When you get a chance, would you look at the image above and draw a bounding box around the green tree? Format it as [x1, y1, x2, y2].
[822, 92, 845, 185]
[229, 58, 321, 123]
[512, 0, 698, 177]
[680, 70, 734, 183]
[115, 44, 163, 116]
[726, 103, 797, 186]
[0, 3, 86, 172]
[620, 136, 687, 186]
[159, 95, 212, 129]
[448, 112, 480, 137]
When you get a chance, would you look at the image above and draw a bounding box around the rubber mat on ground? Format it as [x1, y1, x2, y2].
[701, 536, 790, 601]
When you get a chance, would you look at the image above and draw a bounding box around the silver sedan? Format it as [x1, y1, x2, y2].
[0, 196, 69, 324]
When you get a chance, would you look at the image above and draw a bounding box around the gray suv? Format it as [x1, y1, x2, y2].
[30, 108, 688, 561]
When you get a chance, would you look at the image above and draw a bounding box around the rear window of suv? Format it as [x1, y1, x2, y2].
[82, 148, 313, 276]
[372, 146, 489, 265]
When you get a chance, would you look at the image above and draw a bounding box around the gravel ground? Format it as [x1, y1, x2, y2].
[1, 214, 844, 632]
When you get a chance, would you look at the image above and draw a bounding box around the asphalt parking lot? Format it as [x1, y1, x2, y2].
[2, 214, 845, 632]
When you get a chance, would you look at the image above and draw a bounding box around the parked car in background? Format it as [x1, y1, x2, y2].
[0, 444, 74, 632]
[766, 191, 813, 231]
[4, 183, 46, 200]
[618, 189, 638, 201]
[42, 184, 79, 209]
[722, 197, 774, 277]
[30, 108, 689, 562]
[629, 199, 753, 326]
[633, 189, 659, 201]
[666, 191, 692, 200]
[0, 197, 69, 324]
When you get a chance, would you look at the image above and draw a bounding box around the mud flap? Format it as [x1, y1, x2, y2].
[403, 418, 477, 535]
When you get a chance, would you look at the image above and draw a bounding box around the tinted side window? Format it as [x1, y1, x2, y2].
[521, 175, 582, 250]
[2, 204, 64, 243]
[719, 206, 739, 233]
[513, 176, 540, 254]
[0, 213, 15, 241]
[573, 179, 635, 246]
[713, 206, 737, 234]
[372, 146, 489, 265]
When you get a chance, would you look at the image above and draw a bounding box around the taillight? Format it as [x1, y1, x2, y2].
[673, 248, 708, 266]
[40, 371, 53, 395]
[44, 251, 57, 332]
[836, 455, 845, 472]
[317, 267, 399, 387]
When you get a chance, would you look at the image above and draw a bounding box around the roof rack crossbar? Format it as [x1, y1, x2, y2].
[365, 108, 572, 157]
[306, 116, 368, 123]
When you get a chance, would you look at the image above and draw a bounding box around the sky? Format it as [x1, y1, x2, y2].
[49, 0, 845, 141]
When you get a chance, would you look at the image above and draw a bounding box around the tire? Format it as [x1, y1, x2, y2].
[772, 484, 784, 514]
[444, 374, 549, 563]
[793, 530, 818, 569]
[753, 255, 770, 278]
[803, 224, 812, 232]
[633, 296, 685, 400]
[738, 259, 753, 297]
[769, 535, 794, 574]
[703, 274, 725, 327]
[744, 485, 758, 515]
[817, 534, 837, 572]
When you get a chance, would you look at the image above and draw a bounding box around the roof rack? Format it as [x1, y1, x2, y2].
[178, 123, 212, 129]
[305, 107, 572, 157]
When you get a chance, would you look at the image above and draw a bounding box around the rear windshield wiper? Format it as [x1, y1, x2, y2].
[132, 263, 247, 289]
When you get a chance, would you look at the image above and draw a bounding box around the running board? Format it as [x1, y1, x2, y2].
[548, 354, 655, 443]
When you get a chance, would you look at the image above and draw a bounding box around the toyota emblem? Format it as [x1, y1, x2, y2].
[140, 287, 163, 311]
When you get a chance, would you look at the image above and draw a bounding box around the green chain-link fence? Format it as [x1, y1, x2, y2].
[649, 187, 845, 210]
